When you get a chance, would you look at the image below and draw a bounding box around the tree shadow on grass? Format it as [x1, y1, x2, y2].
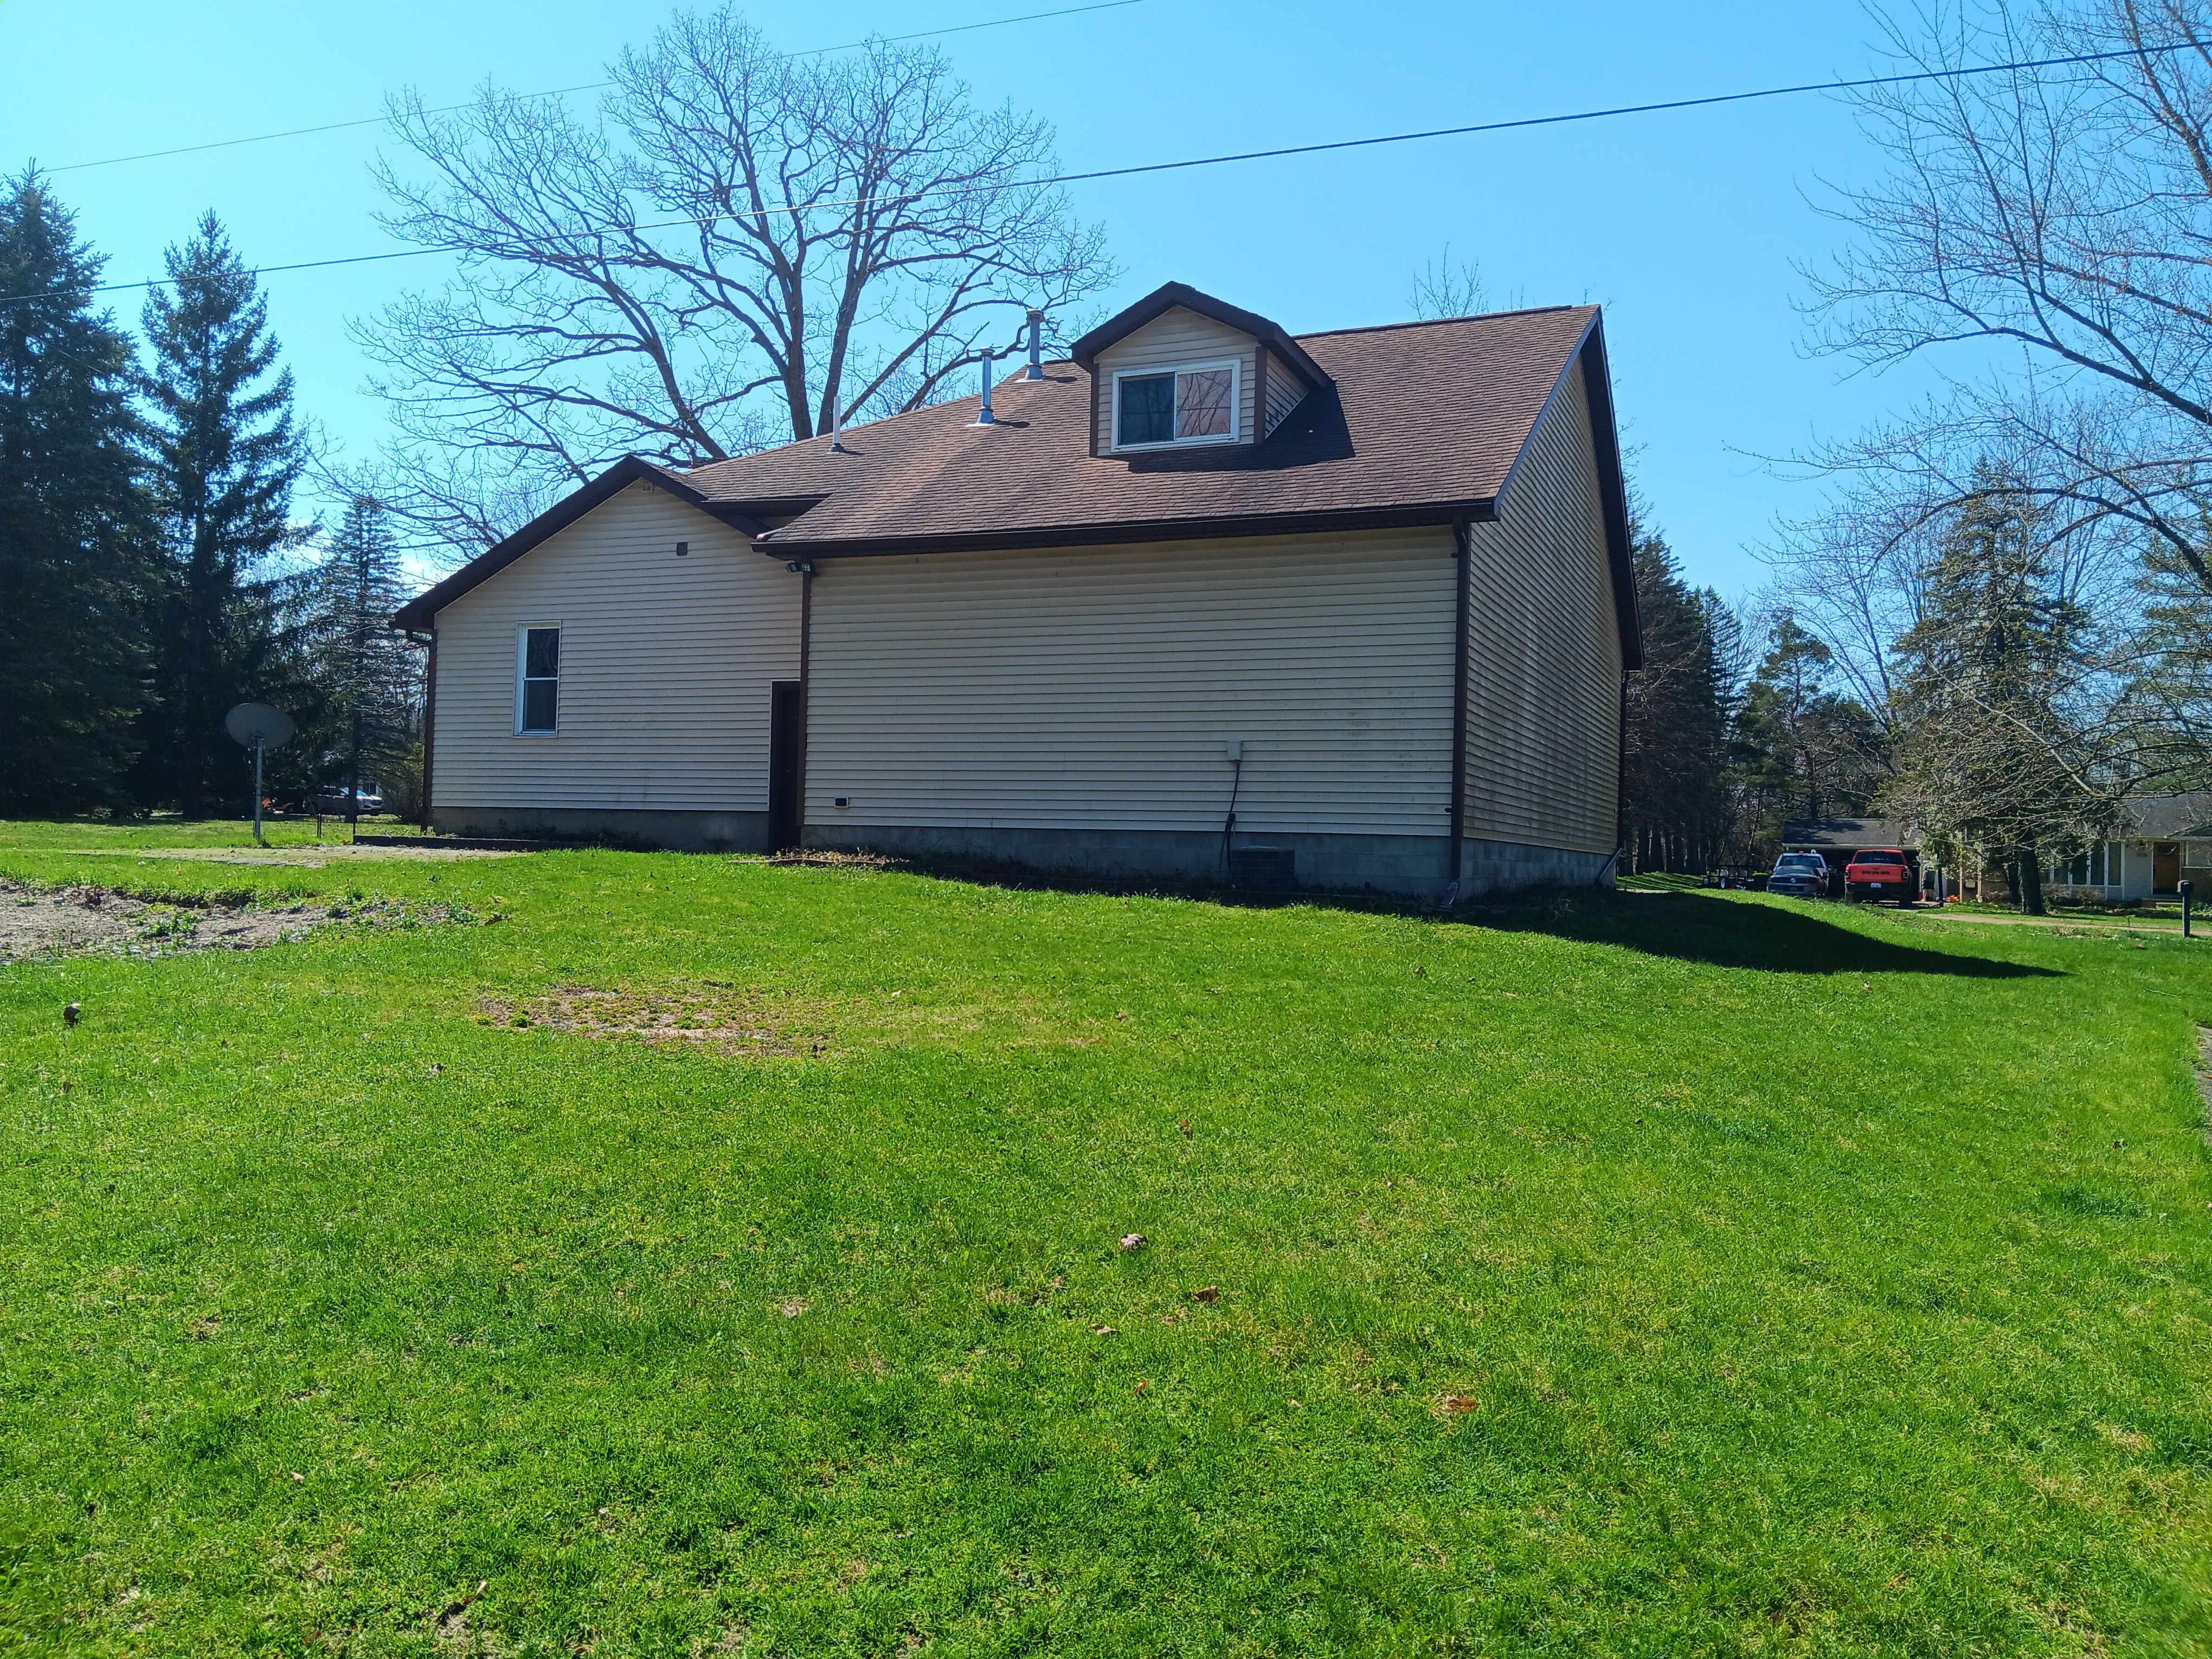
[1469, 891, 2060, 979]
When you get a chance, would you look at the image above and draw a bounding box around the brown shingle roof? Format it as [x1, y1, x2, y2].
[2118, 794, 2212, 838]
[395, 295, 1636, 663]
[1782, 818, 1922, 850]
[683, 303, 1604, 551]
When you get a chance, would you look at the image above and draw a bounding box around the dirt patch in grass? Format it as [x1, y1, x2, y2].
[2198, 1027, 2212, 1138]
[0, 878, 465, 963]
[476, 978, 1110, 1059]
[478, 986, 833, 1057]
[72, 844, 519, 867]
[743, 849, 902, 871]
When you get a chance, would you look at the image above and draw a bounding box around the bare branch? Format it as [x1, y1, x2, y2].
[354, 7, 1114, 552]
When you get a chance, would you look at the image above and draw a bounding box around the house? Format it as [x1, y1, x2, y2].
[393, 282, 1642, 899]
[1782, 798, 2212, 905]
[2033, 794, 2212, 903]
[1780, 818, 1920, 897]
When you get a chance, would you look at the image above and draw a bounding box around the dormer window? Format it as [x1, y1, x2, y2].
[1113, 360, 1239, 449]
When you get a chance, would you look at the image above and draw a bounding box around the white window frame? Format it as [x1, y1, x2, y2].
[2049, 841, 2113, 889]
[1110, 357, 1242, 451]
[515, 623, 562, 736]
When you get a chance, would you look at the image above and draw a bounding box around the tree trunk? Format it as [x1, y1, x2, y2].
[2017, 851, 2046, 917]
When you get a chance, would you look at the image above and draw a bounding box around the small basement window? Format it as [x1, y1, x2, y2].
[1114, 360, 1238, 448]
[516, 625, 560, 734]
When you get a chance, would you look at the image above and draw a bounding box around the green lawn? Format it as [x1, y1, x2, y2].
[2, 822, 2209, 1656]
[0, 814, 429, 852]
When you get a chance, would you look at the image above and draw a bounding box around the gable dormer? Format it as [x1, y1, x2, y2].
[1069, 282, 1332, 459]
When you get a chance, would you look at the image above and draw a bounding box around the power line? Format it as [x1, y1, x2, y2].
[44, 0, 1146, 175]
[1039, 40, 2210, 188]
[7, 35, 2206, 308]
[48, 82, 612, 176]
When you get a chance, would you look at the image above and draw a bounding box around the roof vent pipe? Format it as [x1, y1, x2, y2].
[1025, 307, 1044, 379]
[975, 356, 996, 426]
[829, 400, 845, 453]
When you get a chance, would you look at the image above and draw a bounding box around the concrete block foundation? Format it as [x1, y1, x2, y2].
[423, 808, 1618, 896]
[1458, 835, 1616, 895]
[430, 805, 771, 852]
[805, 822, 1616, 899]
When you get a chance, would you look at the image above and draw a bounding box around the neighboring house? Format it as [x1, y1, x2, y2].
[1780, 818, 1920, 897]
[2033, 794, 2212, 903]
[1785, 799, 2212, 904]
[394, 281, 1642, 899]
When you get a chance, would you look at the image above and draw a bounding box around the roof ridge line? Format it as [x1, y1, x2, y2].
[1294, 304, 1590, 342]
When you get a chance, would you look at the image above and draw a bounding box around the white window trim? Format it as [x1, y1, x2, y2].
[1109, 357, 1242, 451]
[2052, 842, 2112, 889]
[515, 622, 562, 737]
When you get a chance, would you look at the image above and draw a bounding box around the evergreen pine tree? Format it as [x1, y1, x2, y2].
[0, 172, 151, 812]
[1621, 529, 1734, 872]
[135, 212, 303, 814]
[2124, 522, 2212, 784]
[1730, 619, 1885, 848]
[300, 496, 417, 820]
[1892, 468, 2105, 914]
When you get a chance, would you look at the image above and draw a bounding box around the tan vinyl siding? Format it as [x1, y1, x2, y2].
[433, 482, 801, 811]
[807, 528, 1457, 835]
[1092, 307, 1257, 448]
[1263, 350, 1306, 435]
[1461, 357, 1622, 854]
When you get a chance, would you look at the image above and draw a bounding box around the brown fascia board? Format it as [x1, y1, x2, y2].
[1489, 310, 1644, 672]
[1068, 281, 1332, 391]
[1578, 319, 1644, 671]
[388, 455, 769, 630]
[779, 498, 1491, 560]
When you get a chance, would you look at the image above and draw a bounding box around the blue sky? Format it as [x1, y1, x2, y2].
[2, 0, 1959, 600]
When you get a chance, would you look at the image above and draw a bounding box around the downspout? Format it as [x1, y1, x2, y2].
[798, 564, 813, 687]
[1444, 517, 1472, 907]
[797, 560, 814, 848]
[420, 626, 438, 832]
[1615, 668, 1629, 886]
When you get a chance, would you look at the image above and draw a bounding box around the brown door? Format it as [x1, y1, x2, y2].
[2155, 842, 2182, 893]
[768, 681, 804, 852]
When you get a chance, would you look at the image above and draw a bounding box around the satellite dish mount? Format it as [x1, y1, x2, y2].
[224, 702, 297, 845]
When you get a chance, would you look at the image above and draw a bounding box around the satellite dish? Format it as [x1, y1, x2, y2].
[224, 703, 295, 846]
[224, 702, 295, 751]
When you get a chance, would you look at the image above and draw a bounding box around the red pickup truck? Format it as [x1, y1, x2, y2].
[1844, 848, 1914, 905]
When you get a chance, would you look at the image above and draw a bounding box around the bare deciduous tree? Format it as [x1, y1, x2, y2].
[1801, 0, 2212, 590]
[1769, 412, 2140, 720]
[1760, 0, 2212, 825]
[1409, 248, 1487, 320]
[357, 7, 1114, 554]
